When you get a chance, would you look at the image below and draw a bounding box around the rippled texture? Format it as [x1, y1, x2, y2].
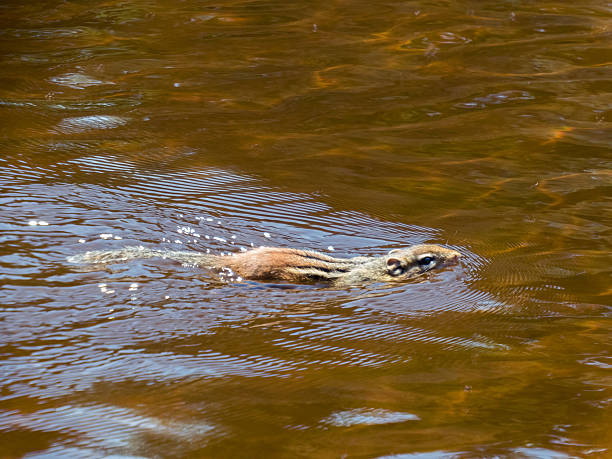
[0, 0, 611, 457]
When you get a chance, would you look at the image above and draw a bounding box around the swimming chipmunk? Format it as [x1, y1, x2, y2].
[69, 244, 461, 286]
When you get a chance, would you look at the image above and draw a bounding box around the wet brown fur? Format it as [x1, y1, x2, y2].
[209, 244, 461, 285]
[71, 244, 461, 286]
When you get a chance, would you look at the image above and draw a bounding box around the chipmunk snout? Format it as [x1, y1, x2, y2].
[446, 251, 461, 265]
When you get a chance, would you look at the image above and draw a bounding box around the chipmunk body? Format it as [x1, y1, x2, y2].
[69, 244, 460, 286]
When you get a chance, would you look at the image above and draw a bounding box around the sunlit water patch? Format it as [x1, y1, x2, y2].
[1, 0, 611, 456]
[322, 408, 419, 427]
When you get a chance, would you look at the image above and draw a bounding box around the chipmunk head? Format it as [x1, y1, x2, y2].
[385, 244, 461, 280]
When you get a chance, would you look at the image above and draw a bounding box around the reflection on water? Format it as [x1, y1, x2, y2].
[0, 0, 610, 457]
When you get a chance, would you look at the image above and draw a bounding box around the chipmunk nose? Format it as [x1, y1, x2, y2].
[447, 252, 461, 265]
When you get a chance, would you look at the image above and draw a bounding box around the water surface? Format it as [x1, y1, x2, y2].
[0, 0, 611, 457]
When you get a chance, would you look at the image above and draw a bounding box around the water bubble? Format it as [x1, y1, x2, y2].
[100, 234, 113, 239]
[264, 232, 271, 238]
[328, 246, 335, 251]
[174, 240, 182, 244]
[38, 220, 49, 226]
[114, 236, 122, 240]
[78, 239, 86, 243]
[28, 220, 38, 226]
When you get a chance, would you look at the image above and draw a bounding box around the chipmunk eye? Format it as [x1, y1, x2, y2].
[418, 256, 435, 266]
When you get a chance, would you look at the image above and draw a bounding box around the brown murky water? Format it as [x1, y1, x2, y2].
[1, 0, 611, 457]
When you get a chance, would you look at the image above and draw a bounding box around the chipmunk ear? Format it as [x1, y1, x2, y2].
[386, 258, 404, 276]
